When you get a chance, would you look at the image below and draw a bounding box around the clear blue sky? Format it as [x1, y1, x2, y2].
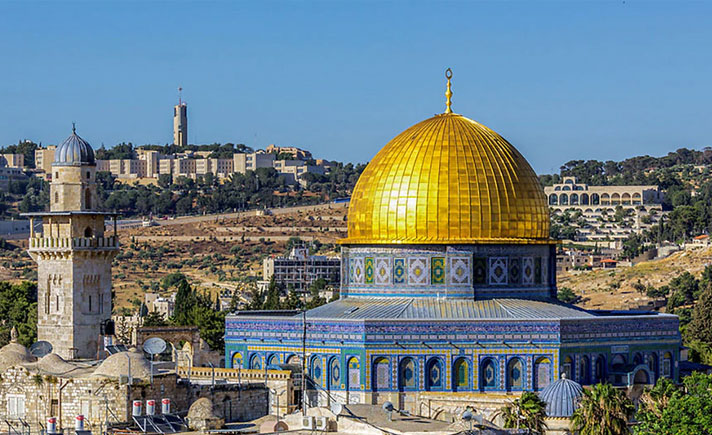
[1, 1, 710, 174]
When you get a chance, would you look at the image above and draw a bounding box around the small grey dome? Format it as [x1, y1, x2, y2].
[538, 373, 583, 418]
[53, 126, 95, 166]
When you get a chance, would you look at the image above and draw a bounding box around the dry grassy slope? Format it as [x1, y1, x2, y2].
[112, 204, 348, 311]
[559, 247, 712, 310]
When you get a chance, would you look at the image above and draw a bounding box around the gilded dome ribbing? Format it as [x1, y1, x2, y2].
[343, 112, 550, 244]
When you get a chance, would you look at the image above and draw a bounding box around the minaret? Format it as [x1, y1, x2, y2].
[23, 126, 119, 360]
[173, 87, 188, 146]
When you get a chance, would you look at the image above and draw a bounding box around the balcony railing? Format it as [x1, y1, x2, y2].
[28, 236, 119, 250]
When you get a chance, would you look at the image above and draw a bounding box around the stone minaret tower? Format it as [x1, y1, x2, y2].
[24, 126, 119, 360]
[173, 87, 188, 146]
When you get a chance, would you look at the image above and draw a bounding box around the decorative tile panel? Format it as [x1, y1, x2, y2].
[351, 258, 364, 284]
[522, 257, 534, 285]
[431, 257, 446, 285]
[364, 257, 375, 284]
[393, 258, 406, 284]
[449, 257, 471, 285]
[489, 257, 508, 285]
[408, 257, 429, 285]
[375, 258, 391, 285]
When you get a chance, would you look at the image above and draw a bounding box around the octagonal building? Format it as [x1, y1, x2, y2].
[225, 73, 680, 415]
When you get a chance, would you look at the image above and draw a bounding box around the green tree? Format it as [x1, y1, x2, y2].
[557, 287, 579, 303]
[263, 276, 284, 310]
[687, 287, 712, 344]
[142, 311, 168, 327]
[162, 272, 188, 290]
[494, 391, 548, 434]
[172, 280, 197, 325]
[571, 383, 634, 435]
[635, 374, 712, 435]
[0, 281, 38, 347]
[170, 281, 226, 349]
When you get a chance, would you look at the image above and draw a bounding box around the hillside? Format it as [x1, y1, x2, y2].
[560, 246, 712, 310]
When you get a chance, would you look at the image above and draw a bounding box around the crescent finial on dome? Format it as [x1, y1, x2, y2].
[445, 68, 453, 114]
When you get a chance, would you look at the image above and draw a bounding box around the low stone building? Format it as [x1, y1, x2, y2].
[0, 337, 268, 433]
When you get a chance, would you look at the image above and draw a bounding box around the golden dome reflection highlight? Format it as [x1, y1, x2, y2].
[342, 70, 550, 245]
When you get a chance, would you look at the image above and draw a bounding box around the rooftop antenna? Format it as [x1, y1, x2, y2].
[178, 87, 183, 105]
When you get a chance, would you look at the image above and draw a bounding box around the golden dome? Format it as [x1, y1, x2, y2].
[343, 112, 550, 245]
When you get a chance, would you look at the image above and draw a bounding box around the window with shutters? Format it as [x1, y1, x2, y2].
[7, 394, 25, 418]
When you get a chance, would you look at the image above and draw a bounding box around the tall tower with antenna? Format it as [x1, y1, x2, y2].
[173, 87, 188, 147]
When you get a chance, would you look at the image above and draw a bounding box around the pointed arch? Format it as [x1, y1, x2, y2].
[507, 357, 525, 391]
[425, 357, 444, 391]
[372, 357, 390, 391]
[453, 357, 470, 391]
[398, 357, 417, 391]
[479, 358, 498, 391]
[533, 357, 552, 391]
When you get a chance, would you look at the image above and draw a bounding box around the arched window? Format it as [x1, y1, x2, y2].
[347, 357, 360, 390]
[373, 357, 390, 391]
[594, 355, 606, 383]
[507, 358, 524, 391]
[480, 358, 497, 390]
[601, 193, 610, 205]
[611, 193, 621, 205]
[581, 193, 589, 205]
[398, 357, 416, 391]
[570, 193, 579, 205]
[662, 352, 672, 378]
[267, 354, 279, 367]
[562, 185, 571, 191]
[328, 357, 340, 390]
[562, 356, 573, 379]
[231, 352, 243, 368]
[85, 189, 92, 209]
[646, 353, 658, 380]
[622, 193, 631, 205]
[453, 358, 470, 391]
[611, 354, 626, 371]
[426, 358, 444, 391]
[84, 227, 93, 238]
[554, 186, 561, 191]
[310, 356, 323, 383]
[591, 193, 600, 205]
[560, 193, 569, 205]
[633, 353, 643, 366]
[533, 357, 552, 391]
[249, 354, 262, 370]
[549, 194, 558, 205]
[579, 356, 590, 384]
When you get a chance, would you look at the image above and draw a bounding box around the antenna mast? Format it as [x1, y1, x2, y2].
[178, 87, 183, 105]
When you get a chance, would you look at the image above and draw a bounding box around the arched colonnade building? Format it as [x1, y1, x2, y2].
[544, 177, 662, 209]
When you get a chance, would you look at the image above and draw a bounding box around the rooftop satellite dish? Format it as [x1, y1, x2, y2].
[330, 402, 343, 416]
[142, 337, 167, 355]
[30, 341, 53, 358]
